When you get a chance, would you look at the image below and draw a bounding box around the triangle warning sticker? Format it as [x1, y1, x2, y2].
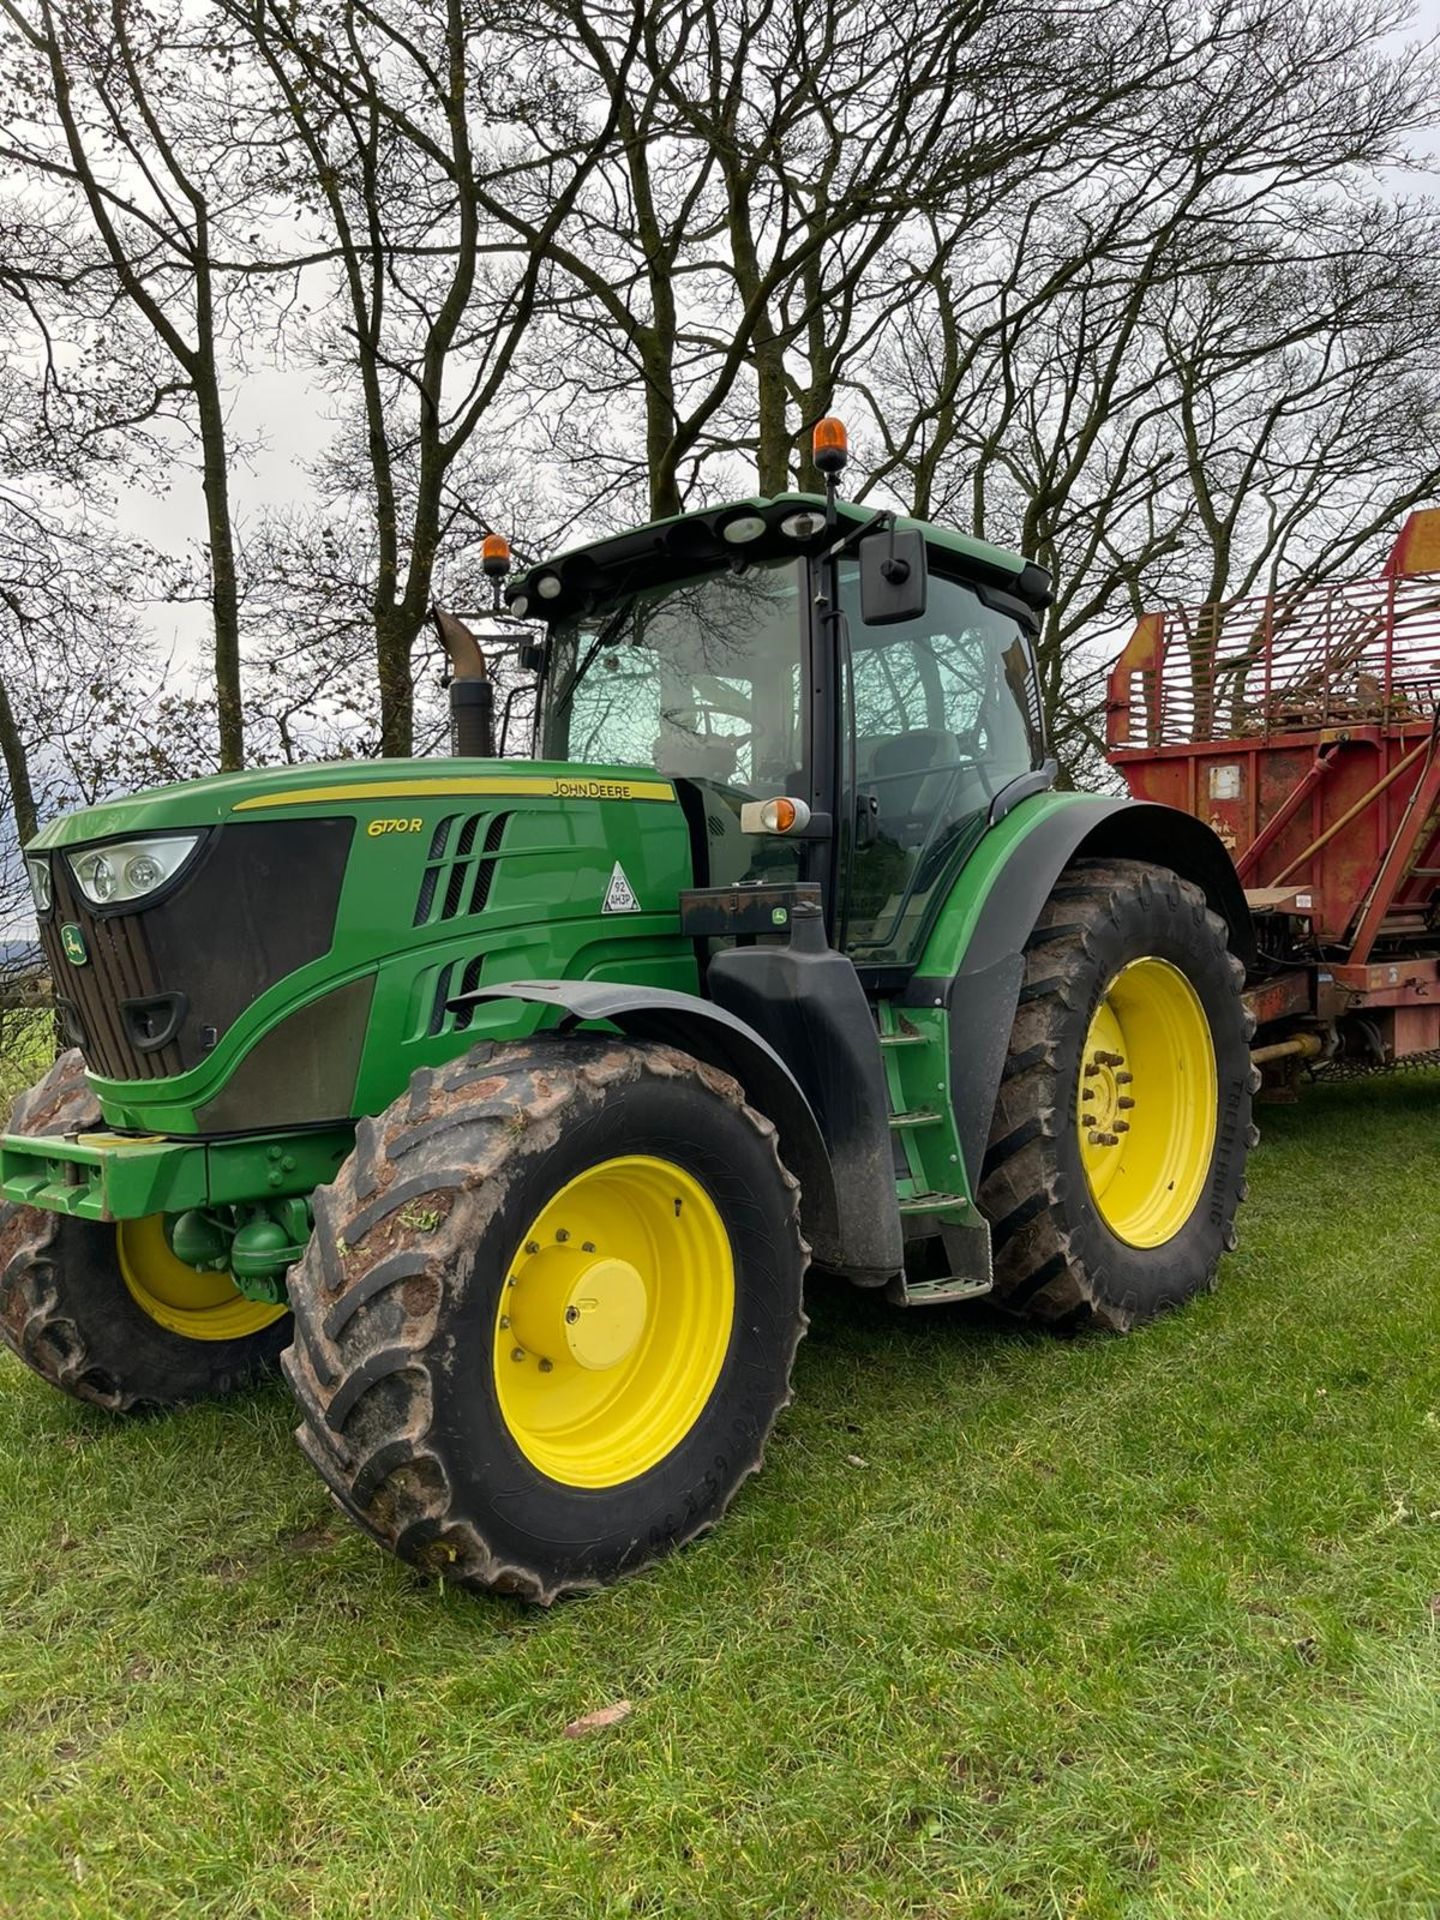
[602, 861, 641, 914]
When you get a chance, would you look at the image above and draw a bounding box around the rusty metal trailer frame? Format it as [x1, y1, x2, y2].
[1106, 509, 1440, 1085]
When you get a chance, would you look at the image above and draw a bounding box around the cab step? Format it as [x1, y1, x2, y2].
[896, 1190, 971, 1216]
[888, 1270, 994, 1307]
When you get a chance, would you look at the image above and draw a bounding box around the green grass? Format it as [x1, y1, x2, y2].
[3, 1072, 1439, 1918]
[0, 1007, 51, 1117]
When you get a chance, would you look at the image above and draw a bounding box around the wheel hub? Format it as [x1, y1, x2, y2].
[1076, 956, 1218, 1248]
[1081, 1045, 1134, 1148]
[492, 1154, 735, 1489]
[508, 1245, 648, 1371]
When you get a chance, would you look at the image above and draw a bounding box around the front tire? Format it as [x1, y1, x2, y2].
[979, 859, 1256, 1329]
[1, 1050, 290, 1410]
[285, 1037, 808, 1602]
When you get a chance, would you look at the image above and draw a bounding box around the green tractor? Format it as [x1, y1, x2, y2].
[1, 426, 1256, 1601]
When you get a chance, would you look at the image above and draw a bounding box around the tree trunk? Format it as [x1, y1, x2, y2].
[0, 669, 38, 845]
[197, 376, 244, 771]
[376, 610, 416, 757]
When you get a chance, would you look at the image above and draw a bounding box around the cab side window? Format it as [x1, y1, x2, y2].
[842, 567, 1042, 963]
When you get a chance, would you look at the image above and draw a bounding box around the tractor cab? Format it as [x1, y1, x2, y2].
[520, 481, 1053, 975]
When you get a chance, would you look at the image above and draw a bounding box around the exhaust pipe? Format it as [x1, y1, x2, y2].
[432, 605, 495, 759]
[431, 534, 513, 759]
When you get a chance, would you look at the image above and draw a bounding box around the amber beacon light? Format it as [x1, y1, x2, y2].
[811, 416, 849, 474]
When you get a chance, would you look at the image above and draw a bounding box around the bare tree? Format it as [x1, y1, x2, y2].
[0, 0, 308, 765]
[849, 0, 1440, 771]
[488, 0, 1236, 519]
[213, 0, 635, 753]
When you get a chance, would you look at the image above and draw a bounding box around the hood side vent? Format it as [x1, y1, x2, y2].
[413, 811, 513, 927]
[428, 952, 486, 1037]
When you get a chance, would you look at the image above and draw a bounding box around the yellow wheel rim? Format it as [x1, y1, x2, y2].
[117, 1215, 288, 1341]
[1077, 956, 1218, 1249]
[494, 1155, 735, 1489]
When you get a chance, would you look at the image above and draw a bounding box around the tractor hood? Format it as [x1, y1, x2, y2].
[26, 757, 677, 848]
[25, 757, 697, 1138]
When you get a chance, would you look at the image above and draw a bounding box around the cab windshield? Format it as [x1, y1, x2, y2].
[539, 558, 805, 796]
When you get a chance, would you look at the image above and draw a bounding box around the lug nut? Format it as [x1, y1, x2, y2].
[1114, 1120, 1130, 1133]
[511, 1347, 526, 1363]
[555, 1229, 569, 1243]
[1088, 1129, 1120, 1147]
[499, 1315, 510, 1329]
[524, 1241, 540, 1255]
[1117, 1096, 1135, 1110]
[1115, 1070, 1133, 1084]
[538, 1358, 554, 1373]
[581, 1242, 596, 1254]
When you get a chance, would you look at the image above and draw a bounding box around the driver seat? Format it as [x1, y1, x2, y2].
[869, 729, 964, 839]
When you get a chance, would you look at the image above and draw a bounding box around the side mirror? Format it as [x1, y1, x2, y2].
[858, 526, 927, 625]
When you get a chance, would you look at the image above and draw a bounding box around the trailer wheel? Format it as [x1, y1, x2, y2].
[285, 1036, 808, 1603]
[979, 859, 1256, 1330]
[0, 1050, 290, 1410]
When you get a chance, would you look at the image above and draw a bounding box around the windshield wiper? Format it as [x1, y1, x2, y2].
[550, 601, 636, 719]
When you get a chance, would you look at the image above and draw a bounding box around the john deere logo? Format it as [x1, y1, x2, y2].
[60, 924, 89, 967]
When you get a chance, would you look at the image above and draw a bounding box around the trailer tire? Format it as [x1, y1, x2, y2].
[0, 1050, 290, 1411]
[285, 1036, 808, 1603]
[979, 859, 1256, 1330]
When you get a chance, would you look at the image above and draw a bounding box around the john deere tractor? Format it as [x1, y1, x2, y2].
[1, 425, 1255, 1601]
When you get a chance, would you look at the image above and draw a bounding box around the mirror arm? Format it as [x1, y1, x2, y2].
[818, 507, 894, 567]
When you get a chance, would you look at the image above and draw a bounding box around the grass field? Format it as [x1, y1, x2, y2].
[0, 1006, 50, 1116]
[2, 1064, 1439, 1918]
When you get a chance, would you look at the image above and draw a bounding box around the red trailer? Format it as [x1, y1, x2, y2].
[1107, 510, 1440, 1087]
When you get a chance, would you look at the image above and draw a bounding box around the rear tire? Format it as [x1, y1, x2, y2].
[978, 859, 1256, 1329]
[1, 1050, 290, 1410]
[285, 1037, 808, 1603]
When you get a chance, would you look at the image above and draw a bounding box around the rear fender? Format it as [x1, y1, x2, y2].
[913, 796, 1251, 1193]
[452, 980, 844, 1268]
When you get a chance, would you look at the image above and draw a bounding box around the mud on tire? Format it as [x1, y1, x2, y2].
[284, 1036, 809, 1603]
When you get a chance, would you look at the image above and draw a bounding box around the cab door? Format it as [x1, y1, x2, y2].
[838, 565, 1045, 967]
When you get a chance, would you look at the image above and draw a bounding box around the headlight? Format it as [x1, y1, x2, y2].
[67, 834, 201, 907]
[25, 855, 51, 914]
[721, 513, 767, 545]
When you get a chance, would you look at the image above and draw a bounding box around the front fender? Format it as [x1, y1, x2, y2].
[452, 979, 843, 1267]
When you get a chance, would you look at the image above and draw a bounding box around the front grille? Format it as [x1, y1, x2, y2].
[413, 811, 512, 926]
[40, 859, 181, 1080]
[35, 818, 353, 1084]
